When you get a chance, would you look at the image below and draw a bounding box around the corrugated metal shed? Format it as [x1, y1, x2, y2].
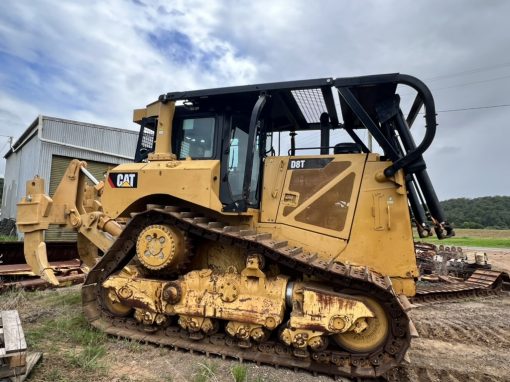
[2, 115, 138, 239]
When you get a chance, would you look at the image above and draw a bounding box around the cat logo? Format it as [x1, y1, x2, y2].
[108, 173, 138, 188]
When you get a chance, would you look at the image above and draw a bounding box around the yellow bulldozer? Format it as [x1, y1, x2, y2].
[17, 73, 453, 378]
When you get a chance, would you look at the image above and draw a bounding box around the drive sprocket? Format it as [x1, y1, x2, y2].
[136, 224, 187, 271]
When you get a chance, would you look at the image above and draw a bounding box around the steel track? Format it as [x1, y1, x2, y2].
[412, 269, 509, 304]
[82, 206, 411, 379]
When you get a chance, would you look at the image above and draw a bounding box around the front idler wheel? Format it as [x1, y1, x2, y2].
[333, 297, 389, 353]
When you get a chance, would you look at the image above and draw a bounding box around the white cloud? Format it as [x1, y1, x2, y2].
[0, 0, 259, 129]
[0, 0, 509, 198]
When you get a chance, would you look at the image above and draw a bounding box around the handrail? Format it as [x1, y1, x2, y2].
[383, 74, 437, 177]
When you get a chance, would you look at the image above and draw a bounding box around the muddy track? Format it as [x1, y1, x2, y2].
[387, 295, 510, 382]
[82, 206, 411, 379]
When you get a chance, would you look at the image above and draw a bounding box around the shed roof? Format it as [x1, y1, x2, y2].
[5, 115, 137, 159]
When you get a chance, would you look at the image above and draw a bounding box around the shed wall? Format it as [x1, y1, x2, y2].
[2, 133, 42, 219]
[2, 116, 139, 227]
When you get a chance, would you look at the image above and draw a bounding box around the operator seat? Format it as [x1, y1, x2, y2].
[333, 143, 363, 154]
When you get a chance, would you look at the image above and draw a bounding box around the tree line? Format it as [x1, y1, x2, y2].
[440, 196, 510, 229]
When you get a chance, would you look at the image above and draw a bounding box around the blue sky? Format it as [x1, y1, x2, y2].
[0, 0, 509, 199]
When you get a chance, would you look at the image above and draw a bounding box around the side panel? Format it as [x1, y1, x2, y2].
[336, 160, 418, 294]
[101, 160, 223, 217]
[260, 157, 289, 223]
[273, 155, 367, 240]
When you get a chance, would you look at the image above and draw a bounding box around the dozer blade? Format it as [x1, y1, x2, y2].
[24, 231, 59, 286]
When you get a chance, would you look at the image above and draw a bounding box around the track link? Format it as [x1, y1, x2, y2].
[412, 269, 509, 304]
[82, 206, 411, 378]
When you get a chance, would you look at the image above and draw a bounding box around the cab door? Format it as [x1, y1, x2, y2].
[220, 114, 264, 210]
[271, 155, 367, 239]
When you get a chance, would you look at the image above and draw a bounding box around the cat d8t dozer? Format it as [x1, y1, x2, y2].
[17, 73, 453, 378]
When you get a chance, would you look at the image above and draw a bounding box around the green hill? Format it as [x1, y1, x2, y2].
[441, 196, 510, 229]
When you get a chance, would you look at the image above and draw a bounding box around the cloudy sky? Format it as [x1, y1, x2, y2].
[0, 0, 509, 200]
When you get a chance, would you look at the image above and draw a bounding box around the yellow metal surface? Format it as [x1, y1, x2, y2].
[103, 266, 289, 330]
[279, 283, 374, 349]
[22, 231, 58, 285]
[17, 151, 419, 297]
[136, 224, 185, 270]
[177, 268, 287, 328]
[103, 274, 164, 314]
[391, 277, 417, 296]
[272, 155, 366, 240]
[334, 297, 389, 353]
[103, 260, 379, 348]
[280, 327, 327, 350]
[77, 233, 99, 270]
[225, 321, 266, 341]
[16, 161, 121, 284]
[256, 222, 346, 265]
[134, 100, 176, 161]
[154, 101, 175, 157]
[132, 108, 147, 123]
[190, 240, 246, 273]
[102, 287, 133, 317]
[101, 160, 224, 218]
[334, 161, 419, 289]
[289, 285, 374, 335]
[257, 156, 418, 296]
[178, 315, 217, 334]
[260, 157, 289, 222]
[17, 177, 59, 231]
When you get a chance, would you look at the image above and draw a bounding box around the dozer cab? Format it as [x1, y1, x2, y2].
[17, 73, 453, 378]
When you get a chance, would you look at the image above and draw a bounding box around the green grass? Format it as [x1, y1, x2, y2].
[42, 368, 71, 382]
[27, 313, 108, 371]
[26, 312, 106, 347]
[16, 288, 109, 379]
[43, 289, 82, 305]
[231, 365, 248, 382]
[67, 342, 107, 371]
[0, 234, 18, 241]
[418, 237, 510, 248]
[193, 362, 219, 382]
[415, 228, 510, 249]
[122, 338, 145, 353]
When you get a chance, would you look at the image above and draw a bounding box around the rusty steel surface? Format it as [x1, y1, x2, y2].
[0, 274, 85, 291]
[0, 241, 78, 265]
[82, 206, 412, 379]
[412, 268, 509, 303]
[0, 259, 81, 275]
[466, 269, 509, 288]
[0, 241, 82, 291]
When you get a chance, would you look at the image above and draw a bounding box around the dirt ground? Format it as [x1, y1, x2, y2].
[2, 247, 509, 382]
[389, 295, 510, 382]
[103, 295, 510, 382]
[463, 247, 510, 274]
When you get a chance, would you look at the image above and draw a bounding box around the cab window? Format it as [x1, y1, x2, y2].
[177, 117, 216, 159]
[226, 115, 261, 204]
